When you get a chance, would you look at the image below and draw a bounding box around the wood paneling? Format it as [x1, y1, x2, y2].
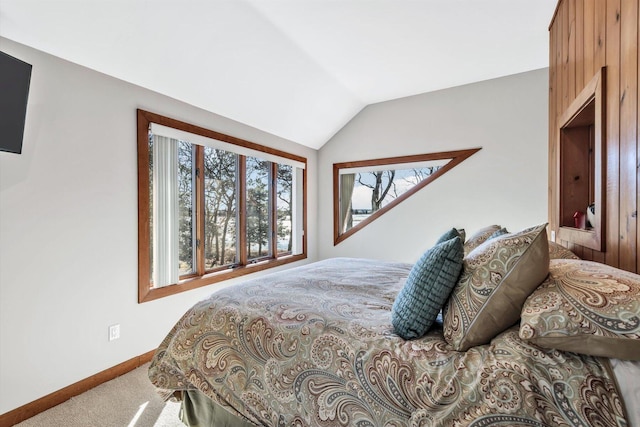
[550, 0, 640, 273]
[549, 7, 560, 231]
[620, 0, 638, 272]
[562, 2, 570, 111]
[584, 0, 595, 77]
[568, 0, 577, 102]
[605, 0, 621, 266]
[637, 0, 640, 271]
[575, 0, 585, 91]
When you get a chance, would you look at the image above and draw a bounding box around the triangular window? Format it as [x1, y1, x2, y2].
[333, 148, 481, 244]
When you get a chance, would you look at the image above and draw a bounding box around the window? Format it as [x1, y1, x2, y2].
[344, 164, 443, 229]
[138, 110, 306, 302]
[333, 149, 481, 245]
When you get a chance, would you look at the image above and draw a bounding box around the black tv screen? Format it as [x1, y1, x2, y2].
[0, 51, 32, 154]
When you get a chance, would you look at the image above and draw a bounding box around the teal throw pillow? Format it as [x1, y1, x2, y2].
[435, 228, 462, 245]
[392, 237, 464, 339]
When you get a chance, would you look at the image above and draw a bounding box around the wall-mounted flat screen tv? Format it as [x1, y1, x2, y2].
[0, 51, 32, 154]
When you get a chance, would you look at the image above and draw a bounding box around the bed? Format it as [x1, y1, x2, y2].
[149, 224, 639, 426]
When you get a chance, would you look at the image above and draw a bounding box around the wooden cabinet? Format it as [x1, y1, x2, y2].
[549, 0, 639, 273]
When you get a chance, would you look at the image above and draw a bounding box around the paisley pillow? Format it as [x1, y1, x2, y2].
[520, 259, 640, 360]
[487, 227, 509, 240]
[463, 224, 502, 256]
[443, 223, 549, 351]
[548, 240, 580, 260]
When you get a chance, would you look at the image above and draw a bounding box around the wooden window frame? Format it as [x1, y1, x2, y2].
[333, 148, 481, 245]
[137, 109, 307, 303]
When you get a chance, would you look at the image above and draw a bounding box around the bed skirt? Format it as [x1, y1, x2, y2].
[179, 389, 256, 427]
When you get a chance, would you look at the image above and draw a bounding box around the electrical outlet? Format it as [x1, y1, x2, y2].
[550, 230, 556, 242]
[108, 324, 120, 341]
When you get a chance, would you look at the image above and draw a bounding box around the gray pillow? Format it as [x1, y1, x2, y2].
[392, 237, 464, 339]
[435, 228, 463, 245]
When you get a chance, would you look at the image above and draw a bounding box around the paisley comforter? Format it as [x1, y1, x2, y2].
[148, 258, 628, 426]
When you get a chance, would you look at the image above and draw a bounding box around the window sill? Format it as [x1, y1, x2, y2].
[138, 254, 307, 303]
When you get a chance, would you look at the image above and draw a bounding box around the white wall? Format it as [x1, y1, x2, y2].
[318, 69, 549, 263]
[0, 38, 318, 414]
[0, 36, 548, 415]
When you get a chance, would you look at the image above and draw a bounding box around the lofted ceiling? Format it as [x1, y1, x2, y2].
[0, 0, 557, 149]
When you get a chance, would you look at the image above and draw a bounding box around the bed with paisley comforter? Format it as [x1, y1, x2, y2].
[149, 225, 639, 426]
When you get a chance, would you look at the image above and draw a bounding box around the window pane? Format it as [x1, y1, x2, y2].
[277, 164, 292, 254]
[178, 141, 195, 275]
[148, 132, 154, 279]
[246, 157, 271, 260]
[204, 147, 237, 269]
[348, 165, 443, 228]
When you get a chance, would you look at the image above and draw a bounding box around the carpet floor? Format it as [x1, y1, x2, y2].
[15, 363, 184, 427]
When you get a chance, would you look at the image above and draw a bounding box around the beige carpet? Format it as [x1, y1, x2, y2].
[15, 363, 184, 427]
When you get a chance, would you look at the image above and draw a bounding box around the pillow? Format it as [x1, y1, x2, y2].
[435, 228, 463, 245]
[548, 240, 580, 260]
[458, 228, 466, 244]
[520, 259, 640, 360]
[443, 223, 549, 351]
[487, 227, 509, 240]
[392, 237, 464, 340]
[463, 224, 502, 255]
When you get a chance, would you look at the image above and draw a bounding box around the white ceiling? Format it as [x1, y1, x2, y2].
[0, 0, 557, 149]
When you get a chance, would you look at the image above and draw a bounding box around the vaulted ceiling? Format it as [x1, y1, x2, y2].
[0, 0, 557, 149]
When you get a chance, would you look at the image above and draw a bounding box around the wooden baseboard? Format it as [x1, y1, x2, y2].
[0, 350, 156, 427]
